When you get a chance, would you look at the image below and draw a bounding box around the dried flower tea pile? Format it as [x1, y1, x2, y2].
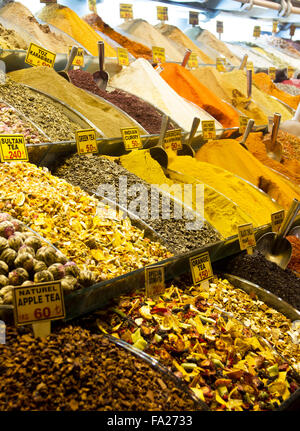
[0, 102, 49, 145]
[0, 162, 171, 282]
[96, 279, 300, 411]
[0, 325, 202, 411]
[0, 213, 94, 304]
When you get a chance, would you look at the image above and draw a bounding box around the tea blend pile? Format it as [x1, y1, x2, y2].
[0, 325, 202, 411]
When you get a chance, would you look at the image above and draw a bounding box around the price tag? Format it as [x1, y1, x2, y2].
[189, 252, 213, 287]
[216, 21, 223, 34]
[287, 66, 295, 79]
[0, 134, 28, 162]
[75, 128, 98, 155]
[12, 281, 65, 338]
[189, 11, 199, 26]
[88, 0, 97, 13]
[253, 26, 261, 38]
[272, 20, 278, 33]
[157, 6, 168, 21]
[25, 42, 56, 68]
[247, 61, 254, 72]
[268, 67, 276, 81]
[145, 265, 165, 298]
[202, 120, 216, 140]
[121, 127, 142, 151]
[216, 57, 226, 72]
[68, 46, 84, 67]
[120, 3, 133, 20]
[188, 52, 198, 69]
[117, 47, 129, 66]
[152, 46, 166, 64]
[164, 129, 182, 151]
[271, 209, 285, 233]
[238, 223, 256, 254]
[239, 116, 249, 134]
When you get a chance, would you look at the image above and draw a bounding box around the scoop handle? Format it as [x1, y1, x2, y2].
[182, 49, 192, 67]
[65, 46, 78, 72]
[277, 198, 300, 239]
[187, 117, 200, 146]
[270, 113, 281, 151]
[239, 54, 248, 70]
[98, 41, 105, 72]
[158, 115, 170, 148]
[240, 119, 254, 147]
[247, 69, 252, 100]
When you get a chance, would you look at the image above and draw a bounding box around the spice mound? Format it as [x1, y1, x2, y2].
[97, 279, 299, 411]
[0, 77, 81, 141]
[0, 213, 92, 304]
[68, 69, 176, 134]
[8, 67, 141, 137]
[216, 251, 300, 310]
[83, 13, 152, 60]
[54, 154, 221, 255]
[0, 325, 201, 411]
[159, 62, 239, 129]
[36, 3, 116, 57]
[0, 162, 171, 282]
[287, 235, 300, 275]
[0, 21, 27, 50]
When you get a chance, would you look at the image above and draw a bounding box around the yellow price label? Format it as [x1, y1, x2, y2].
[271, 210, 285, 233]
[157, 6, 168, 21]
[288, 66, 295, 79]
[152, 46, 166, 64]
[75, 129, 98, 155]
[216, 57, 226, 72]
[88, 0, 97, 13]
[202, 120, 216, 140]
[188, 52, 198, 69]
[12, 281, 65, 326]
[268, 67, 276, 80]
[272, 20, 278, 33]
[25, 42, 56, 68]
[253, 26, 261, 38]
[216, 21, 223, 33]
[145, 265, 165, 298]
[189, 252, 213, 286]
[164, 129, 182, 151]
[239, 116, 249, 134]
[121, 127, 142, 151]
[189, 11, 199, 26]
[117, 47, 129, 66]
[238, 223, 256, 251]
[120, 3, 133, 19]
[68, 46, 84, 67]
[0, 134, 28, 162]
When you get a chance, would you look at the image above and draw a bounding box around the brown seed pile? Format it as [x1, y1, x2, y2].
[0, 325, 202, 411]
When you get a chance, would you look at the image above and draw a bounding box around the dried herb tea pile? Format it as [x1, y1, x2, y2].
[0, 162, 171, 283]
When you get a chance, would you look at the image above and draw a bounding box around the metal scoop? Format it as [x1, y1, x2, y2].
[239, 118, 254, 150]
[177, 117, 199, 157]
[245, 69, 253, 109]
[149, 115, 169, 169]
[256, 198, 300, 269]
[93, 41, 109, 91]
[265, 113, 282, 162]
[57, 46, 78, 81]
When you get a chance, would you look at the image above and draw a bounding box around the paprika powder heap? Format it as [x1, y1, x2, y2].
[160, 63, 239, 129]
[287, 235, 300, 274]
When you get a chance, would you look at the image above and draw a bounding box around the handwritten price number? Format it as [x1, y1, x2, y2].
[199, 269, 209, 280]
[19, 313, 29, 323]
[8, 149, 22, 160]
[131, 140, 139, 148]
[83, 143, 96, 153]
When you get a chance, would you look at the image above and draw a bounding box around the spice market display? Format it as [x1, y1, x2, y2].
[1, 0, 300, 414]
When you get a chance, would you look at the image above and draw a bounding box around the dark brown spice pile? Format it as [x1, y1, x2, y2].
[68, 69, 176, 134]
[53, 155, 220, 254]
[0, 325, 201, 411]
[215, 251, 300, 310]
